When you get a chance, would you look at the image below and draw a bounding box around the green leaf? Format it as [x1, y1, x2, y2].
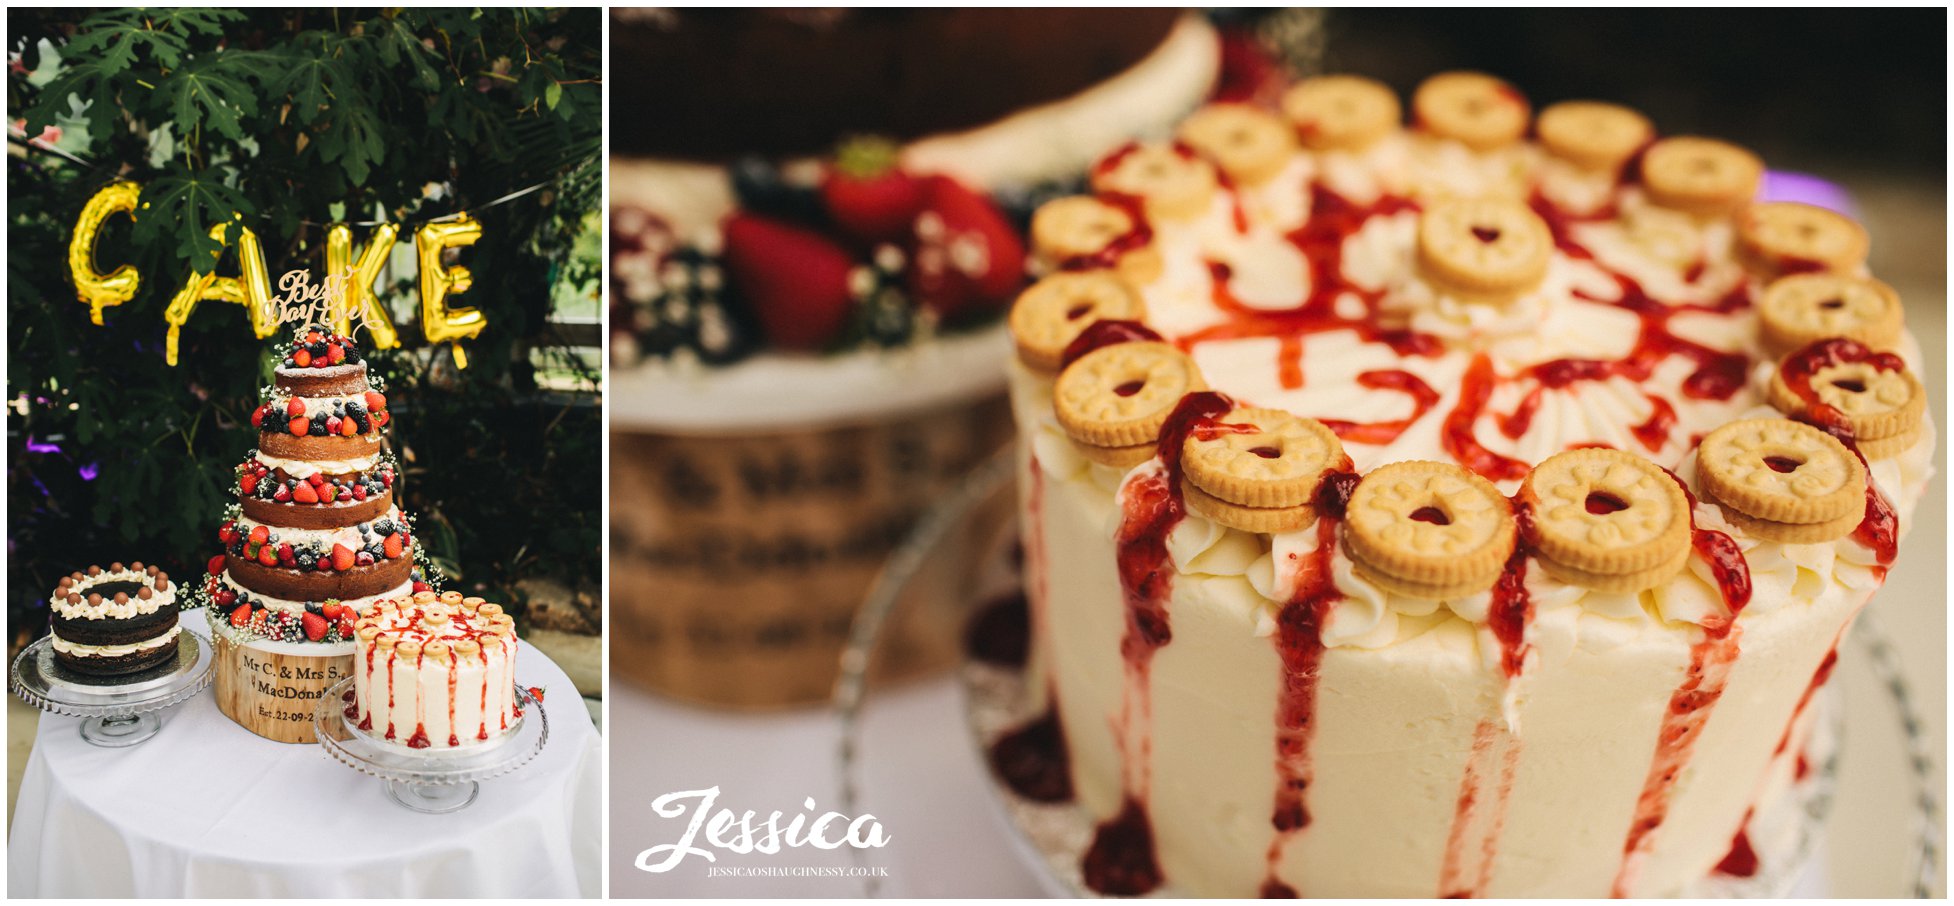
[544, 81, 561, 111]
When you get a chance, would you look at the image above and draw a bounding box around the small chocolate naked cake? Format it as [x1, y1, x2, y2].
[49, 563, 180, 676]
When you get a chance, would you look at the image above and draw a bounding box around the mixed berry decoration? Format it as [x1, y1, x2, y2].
[204, 573, 358, 643]
[251, 390, 388, 438]
[609, 137, 1029, 365]
[280, 326, 361, 369]
[217, 515, 412, 573]
[235, 455, 394, 504]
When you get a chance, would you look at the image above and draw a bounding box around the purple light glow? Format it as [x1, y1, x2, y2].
[78, 463, 98, 481]
[1758, 171, 1859, 219]
[24, 436, 61, 454]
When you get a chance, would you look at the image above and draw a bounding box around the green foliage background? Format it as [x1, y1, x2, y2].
[7, 8, 602, 639]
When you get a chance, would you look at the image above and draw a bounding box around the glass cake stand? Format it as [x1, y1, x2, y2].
[10, 631, 214, 747]
[312, 678, 547, 814]
[833, 452, 1942, 897]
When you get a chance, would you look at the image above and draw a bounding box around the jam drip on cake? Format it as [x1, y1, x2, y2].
[1081, 391, 1235, 896]
[1258, 469, 1357, 898]
[1612, 474, 1753, 897]
[1778, 341, 1903, 569]
[1438, 501, 1536, 898]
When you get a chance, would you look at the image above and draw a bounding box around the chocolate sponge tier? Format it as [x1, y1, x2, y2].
[610, 8, 1183, 159]
[52, 601, 179, 647]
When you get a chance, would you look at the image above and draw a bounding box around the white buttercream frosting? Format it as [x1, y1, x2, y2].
[52, 624, 180, 657]
[50, 568, 175, 620]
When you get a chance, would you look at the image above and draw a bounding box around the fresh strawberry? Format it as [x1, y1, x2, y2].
[364, 391, 386, 412]
[285, 397, 305, 418]
[305, 329, 322, 344]
[331, 544, 355, 571]
[906, 175, 1026, 321]
[288, 417, 308, 437]
[383, 532, 404, 559]
[257, 543, 279, 567]
[372, 410, 389, 428]
[820, 136, 927, 246]
[301, 611, 328, 641]
[230, 603, 253, 627]
[336, 611, 356, 637]
[339, 416, 360, 437]
[250, 404, 269, 428]
[327, 342, 346, 365]
[320, 484, 338, 503]
[240, 472, 259, 495]
[293, 483, 319, 504]
[218, 521, 238, 545]
[721, 213, 857, 350]
[214, 588, 237, 608]
[293, 348, 312, 368]
[207, 554, 227, 576]
[411, 580, 431, 594]
[321, 602, 345, 620]
[527, 686, 546, 703]
[249, 525, 270, 545]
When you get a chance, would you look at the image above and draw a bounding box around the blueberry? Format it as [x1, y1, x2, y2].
[305, 601, 323, 615]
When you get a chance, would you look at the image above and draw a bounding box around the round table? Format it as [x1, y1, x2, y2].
[8, 610, 601, 897]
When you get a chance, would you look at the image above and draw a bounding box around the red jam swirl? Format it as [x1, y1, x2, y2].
[1059, 319, 1165, 370]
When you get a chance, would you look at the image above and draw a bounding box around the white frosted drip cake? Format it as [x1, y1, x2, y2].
[1002, 71, 1934, 897]
[350, 591, 520, 750]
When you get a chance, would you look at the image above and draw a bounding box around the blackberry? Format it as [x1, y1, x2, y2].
[344, 348, 361, 364]
[309, 422, 328, 436]
[373, 518, 395, 536]
[729, 156, 827, 227]
[346, 400, 365, 416]
[296, 553, 316, 570]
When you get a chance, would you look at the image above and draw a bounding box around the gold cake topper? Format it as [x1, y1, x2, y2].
[273, 266, 368, 339]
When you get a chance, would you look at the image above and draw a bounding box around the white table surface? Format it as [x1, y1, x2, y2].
[9, 610, 602, 898]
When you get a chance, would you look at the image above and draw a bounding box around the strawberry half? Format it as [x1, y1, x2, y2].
[230, 603, 253, 627]
[722, 213, 857, 351]
[906, 175, 1026, 322]
[331, 544, 355, 571]
[820, 136, 926, 246]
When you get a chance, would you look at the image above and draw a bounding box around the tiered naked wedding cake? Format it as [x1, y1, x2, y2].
[200, 327, 426, 742]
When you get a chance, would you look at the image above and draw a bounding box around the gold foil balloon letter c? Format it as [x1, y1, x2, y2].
[416, 216, 486, 369]
[325, 222, 402, 349]
[69, 181, 143, 324]
[161, 219, 278, 366]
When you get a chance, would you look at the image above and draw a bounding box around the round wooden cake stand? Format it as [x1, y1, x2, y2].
[312, 678, 547, 814]
[10, 631, 214, 747]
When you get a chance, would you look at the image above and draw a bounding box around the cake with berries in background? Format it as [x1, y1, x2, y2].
[997, 70, 1934, 896]
[197, 327, 437, 743]
[606, 9, 1259, 708]
[349, 591, 521, 749]
[47, 563, 180, 676]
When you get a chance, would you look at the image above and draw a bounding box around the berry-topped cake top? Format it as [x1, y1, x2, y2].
[276, 325, 364, 373]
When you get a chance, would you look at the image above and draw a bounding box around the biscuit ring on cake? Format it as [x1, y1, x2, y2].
[1281, 74, 1401, 152]
[1342, 461, 1515, 598]
[1639, 137, 1763, 217]
[1090, 143, 1219, 222]
[1029, 196, 1164, 284]
[1768, 360, 1925, 457]
[1009, 273, 1147, 373]
[1738, 202, 1869, 276]
[1697, 418, 1865, 530]
[1536, 100, 1653, 173]
[1182, 408, 1345, 509]
[1053, 341, 1206, 448]
[1177, 103, 1298, 186]
[1411, 71, 1530, 151]
[1715, 504, 1864, 545]
[1522, 448, 1691, 581]
[1182, 480, 1318, 535]
[1757, 274, 1904, 357]
[1416, 198, 1553, 301]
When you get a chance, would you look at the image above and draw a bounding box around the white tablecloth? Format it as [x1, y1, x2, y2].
[8, 611, 601, 898]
